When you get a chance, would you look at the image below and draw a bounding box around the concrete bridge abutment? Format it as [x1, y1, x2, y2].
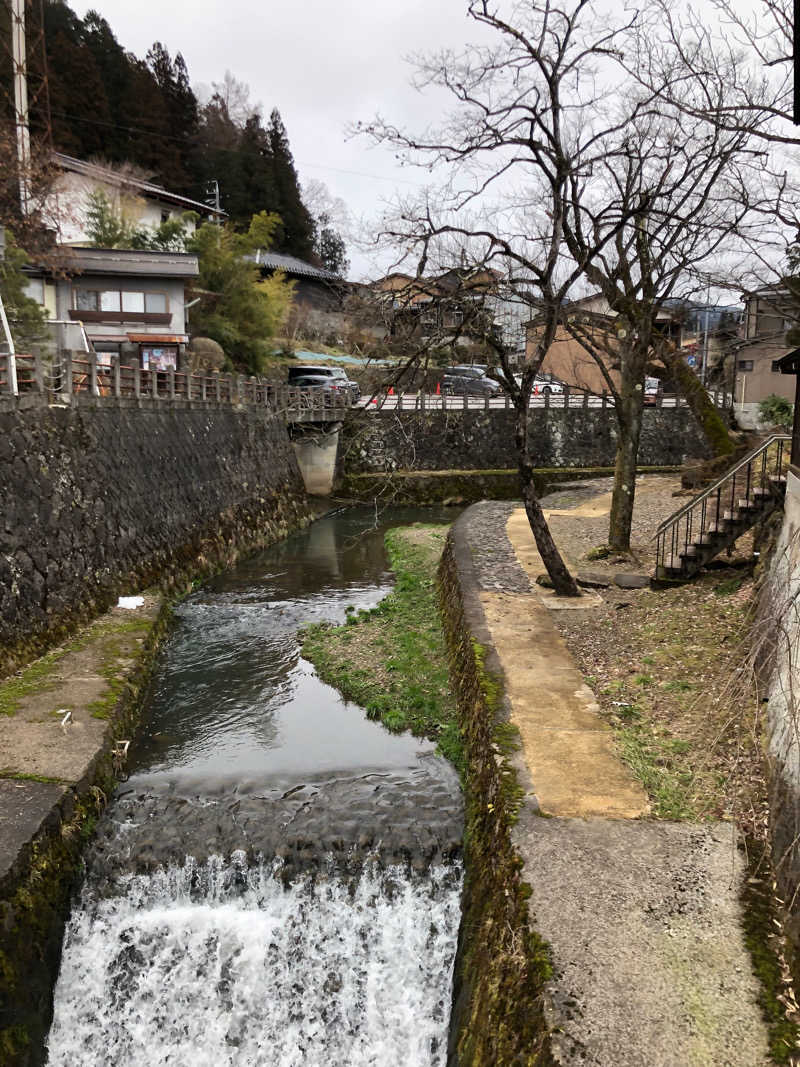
[290, 422, 341, 497]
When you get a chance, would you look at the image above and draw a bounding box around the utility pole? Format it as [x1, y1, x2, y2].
[700, 280, 711, 387]
[205, 180, 221, 223]
[10, 0, 31, 212]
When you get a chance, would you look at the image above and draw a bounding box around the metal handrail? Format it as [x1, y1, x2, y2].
[652, 433, 792, 540]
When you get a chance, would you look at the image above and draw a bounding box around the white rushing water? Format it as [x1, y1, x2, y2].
[47, 852, 462, 1067]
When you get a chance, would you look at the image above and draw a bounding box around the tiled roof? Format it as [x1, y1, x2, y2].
[250, 251, 341, 281]
[61, 246, 200, 278]
[54, 153, 222, 217]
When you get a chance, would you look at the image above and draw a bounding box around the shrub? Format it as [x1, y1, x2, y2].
[758, 394, 794, 430]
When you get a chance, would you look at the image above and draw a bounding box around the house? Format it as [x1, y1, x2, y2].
[526, 293, 692, 393]
[368, 268, 507, 350]
[249, 251, 344, 311]
[21, 154, 218, 369]
[731, 286, 797, 428]
[23, 247, 199, 370]
[47, 152, 220, 245]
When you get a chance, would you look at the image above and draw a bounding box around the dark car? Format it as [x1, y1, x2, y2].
[288, 373, 357, 406]
[442, 365, 501, 396]
[288, 364, 360, 404]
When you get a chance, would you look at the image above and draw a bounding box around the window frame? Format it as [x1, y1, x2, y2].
[72, 287, 170, 317]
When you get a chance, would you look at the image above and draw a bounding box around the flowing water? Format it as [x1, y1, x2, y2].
[46, 508, 464, 1067]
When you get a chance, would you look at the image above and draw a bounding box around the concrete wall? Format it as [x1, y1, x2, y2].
[0, 395, 310, 677]
[341, 407, 709, 475]
[764, 469, 800, 953]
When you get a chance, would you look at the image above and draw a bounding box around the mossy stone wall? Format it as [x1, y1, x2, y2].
[0, 395, 310, 678]
[341, 407, 708, 475]
[438, 518, 554, 1066]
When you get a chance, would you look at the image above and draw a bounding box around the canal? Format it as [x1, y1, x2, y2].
[46, 508, 464, 1066]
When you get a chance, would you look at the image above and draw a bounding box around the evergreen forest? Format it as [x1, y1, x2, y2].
[4, 0, 341, 269]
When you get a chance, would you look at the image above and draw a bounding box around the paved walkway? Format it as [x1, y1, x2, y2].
[0, 595, 161, 889]
[457, 498, 771, 1066]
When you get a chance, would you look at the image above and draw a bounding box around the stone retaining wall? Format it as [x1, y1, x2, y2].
[438, 515, 553, 1066]
[0, 394, 310, 677]
[341, 407, 708, 474]
[762, 469, 800, 970]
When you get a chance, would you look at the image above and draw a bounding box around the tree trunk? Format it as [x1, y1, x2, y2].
[516, 401, 580, 596]
[608, 394, 643, 553]
[661, 348, 734, 458]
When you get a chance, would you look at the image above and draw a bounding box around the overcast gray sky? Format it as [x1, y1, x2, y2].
[71, 0, 485, 279]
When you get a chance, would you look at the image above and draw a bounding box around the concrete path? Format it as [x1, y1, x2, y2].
[0, 595, 161, 889]
[459, 500, 771, 1066]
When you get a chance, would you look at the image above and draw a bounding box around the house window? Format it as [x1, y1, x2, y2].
[737, 359, 754, 372]
[73, 289, 169, 315]
[24, 278, 45, 305]
[122, 291, 145, 313]
[75, 289, 99, 311]
[100, 291, 121, 312]
[160, 209, 171, 223]
[772, 361, 783, 372]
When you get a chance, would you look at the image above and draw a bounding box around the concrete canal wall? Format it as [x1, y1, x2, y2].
[0, 394, 310, 678]
[762, 468, 800, 967]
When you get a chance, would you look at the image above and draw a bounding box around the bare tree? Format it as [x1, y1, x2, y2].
[557, 90, 769, 548]
[361, 0, 771, 565]
[358, 0, 675, 594]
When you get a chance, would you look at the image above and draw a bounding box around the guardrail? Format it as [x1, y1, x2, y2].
[652, 433, 791, 580]
[1, 352, 351, 419]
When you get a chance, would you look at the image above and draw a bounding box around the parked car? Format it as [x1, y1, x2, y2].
[288, 373, 358, 406]
[442, 365, 501, 396]
[513, 374, 565, 397]
[288, 364, 360, 404]
[532, 375, 564, 397]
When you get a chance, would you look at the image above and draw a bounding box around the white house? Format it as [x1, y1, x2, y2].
[22, 154, 219, 369]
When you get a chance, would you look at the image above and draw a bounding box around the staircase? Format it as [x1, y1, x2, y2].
[653, 434, 791, 581]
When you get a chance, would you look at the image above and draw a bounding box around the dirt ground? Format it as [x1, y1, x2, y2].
[537, 475, 767, 832]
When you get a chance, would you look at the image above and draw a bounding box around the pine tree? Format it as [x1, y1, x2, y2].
[266, 109, 315, 260]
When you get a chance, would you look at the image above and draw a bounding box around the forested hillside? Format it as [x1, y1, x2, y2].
[20, 1, 322, 262]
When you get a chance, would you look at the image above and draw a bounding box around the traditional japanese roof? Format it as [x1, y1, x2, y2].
[60, 246, 200, 278]
[775, 348, 800, 374]
[54, 153, 222, 217]
[250, 250, 340, 281]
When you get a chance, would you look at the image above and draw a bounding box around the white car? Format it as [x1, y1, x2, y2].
[513, 374, 565, 396]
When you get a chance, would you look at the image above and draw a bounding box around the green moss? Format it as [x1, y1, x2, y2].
[740, 844, 800, 1062]
[436, 535, 554, 1065]
[0, 771, 66, 784]
[302, 524, 464, 774]
[0, 648, 66, 716]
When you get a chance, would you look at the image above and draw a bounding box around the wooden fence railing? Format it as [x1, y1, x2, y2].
[1, 352, 351, 419]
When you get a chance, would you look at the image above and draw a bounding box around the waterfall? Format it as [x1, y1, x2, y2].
[47, 851, 462, 1067]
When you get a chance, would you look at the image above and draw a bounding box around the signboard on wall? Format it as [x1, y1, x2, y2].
[141, 346, 178, 370]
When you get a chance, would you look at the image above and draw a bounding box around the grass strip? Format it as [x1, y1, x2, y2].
[301, 524, 463, 775]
